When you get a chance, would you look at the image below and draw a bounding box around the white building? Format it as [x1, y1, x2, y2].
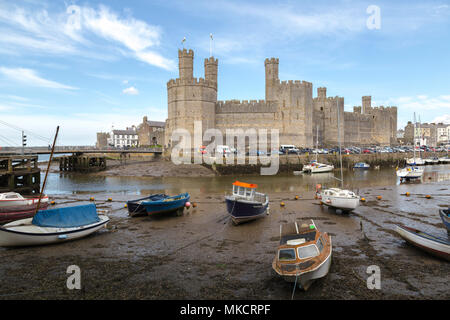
[108, 127, 139, 148]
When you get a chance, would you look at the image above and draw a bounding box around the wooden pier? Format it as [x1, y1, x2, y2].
[0, 156, 41, 195]
[59, 155, 106, 172]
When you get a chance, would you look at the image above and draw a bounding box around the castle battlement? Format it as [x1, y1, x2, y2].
[265, 57, 279, 65]
[178, 48, 194, 57]
[205, 57, 218, 64]
[278, 80, 312, 88]
[216, 99, 277, 114]
[167, 77, 217, 89]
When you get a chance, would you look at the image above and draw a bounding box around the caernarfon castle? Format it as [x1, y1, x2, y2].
[165, 49, 397, 148]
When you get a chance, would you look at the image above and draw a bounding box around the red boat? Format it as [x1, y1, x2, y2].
[0, 192, 49, 223]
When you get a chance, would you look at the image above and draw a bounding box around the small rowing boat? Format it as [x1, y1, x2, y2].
[0, 192, 49, 223]
[0, 204, 109, 247]
[127, 194, 168, 217]
[353, 162, 370, 170]
[142, 193, 190, 216]
[395, 225, 450, 261]
[438, 207, 450, 234]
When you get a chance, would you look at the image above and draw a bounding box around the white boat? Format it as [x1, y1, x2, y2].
[0, 204, 109, 247]
[302, 126, 334, 174]
[272, 220, 332, 290]
[353, 162, 370, 169]
[0, 192, 49, 213]
[319, 100, 360, 212]
[303, 161, 334, 173]
[395, 225, 450, 261]
[424, 157, 439, 165]
[439, 156, 450, 164]
[406, 157, 425, 165]
[396, 166, 424, 179]
[320, 188, 360, 212]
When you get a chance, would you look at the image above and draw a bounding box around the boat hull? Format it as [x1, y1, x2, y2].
[225, 197, 269, 225]
[396, 167, 424, 179]
[142, 193, 189, 216]
[127, 194, 168, 217]
[0, 196, 49, 213]
[0, 215, 110, 247]
[439, 209, 450, 233]
[280, 250, 332, 290]
[395, 225, 450, 261]
[320, 195, 360, 211]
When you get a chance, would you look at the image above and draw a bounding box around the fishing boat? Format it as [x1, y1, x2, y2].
[127, 193, 168, 217]
[0, 192, 49, 223]
[439, 207, 450, 234]
[353, 162, 370, 170]
[272, 220, 332, 291]
[319, 100, 360, 212]
[320, 188, 360, 212]
[0, 204, 110, 247]
[225, 181, 269, 225]
[142, 192, 190, 216]
[395, 225, 450, 261]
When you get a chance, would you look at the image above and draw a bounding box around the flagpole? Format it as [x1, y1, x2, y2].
[209, 33, 213, 57]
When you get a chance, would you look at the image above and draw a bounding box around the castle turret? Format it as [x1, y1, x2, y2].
[265, 58, 279, 101]
[362, 96, 371, 113]
[178, 49, 194, 80]
[317, 87, 327, 99]
[204, 57, 218, 86]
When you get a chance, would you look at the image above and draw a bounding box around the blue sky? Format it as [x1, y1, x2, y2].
[0, 0, 449, 146]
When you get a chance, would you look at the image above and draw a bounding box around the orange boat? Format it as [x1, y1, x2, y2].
[272, 220, 332, 290]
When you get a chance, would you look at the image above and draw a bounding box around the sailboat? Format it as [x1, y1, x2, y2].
[406, 115, 425, 165]
[438, 135, 450, 163]
[319, 101, 360, 212]
[397, 113, 424, 181]
[302, 126, 334, 173]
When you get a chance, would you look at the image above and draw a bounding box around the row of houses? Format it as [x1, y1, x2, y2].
[398, 122, 450, 146]
[96, 116, 165, 148]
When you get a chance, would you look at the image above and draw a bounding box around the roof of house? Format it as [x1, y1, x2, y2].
[112, 129, 137, 135]
[146, 120, 165, 127]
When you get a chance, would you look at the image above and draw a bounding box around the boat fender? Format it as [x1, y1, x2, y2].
[377, 196, 382, 200]
[280, 202, 285, 207]
[426, 195, 431, 199]
[185, 202, 191, 208]
[405, 192, 410, 196]
[58, 234, 68, 240]
[360, 198, 366, 202]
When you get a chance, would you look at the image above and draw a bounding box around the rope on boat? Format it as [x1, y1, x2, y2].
[291, 270, 299, 300]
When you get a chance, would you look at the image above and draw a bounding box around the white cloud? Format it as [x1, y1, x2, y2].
[0, 67, 78, 90]
[122, 86, 139, 95]
[0, 3, 174, 70]
[431, 114, 450, 124]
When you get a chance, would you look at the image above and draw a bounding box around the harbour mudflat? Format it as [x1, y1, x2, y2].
[0, 165, 448, 299]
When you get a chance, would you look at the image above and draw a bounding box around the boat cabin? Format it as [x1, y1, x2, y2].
[275, 221, 330, 272]
[0, 192, 24, 200]
[232, 181, 257, 200]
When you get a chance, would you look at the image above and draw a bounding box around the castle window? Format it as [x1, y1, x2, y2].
[320, 107, 323, 111]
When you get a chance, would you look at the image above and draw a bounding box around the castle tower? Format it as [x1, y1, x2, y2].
[165, 49, 217, 149]
[204, 57, 218, 86]
[178, 49, 194, 80]
[317, 87, 327, 99]
[265, 58, 279, 101]
[362, 96, 371, 113]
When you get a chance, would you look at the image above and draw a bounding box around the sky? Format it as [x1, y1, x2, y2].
[0, 0, 449, 146]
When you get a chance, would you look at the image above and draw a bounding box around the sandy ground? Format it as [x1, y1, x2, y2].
[0, 179, 448, 300]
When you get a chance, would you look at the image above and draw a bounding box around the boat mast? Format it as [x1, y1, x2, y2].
[418, 114, 422, 160]
[35, 126, 59, 214]
[413, 112, 417, 163]
[337, 99, 344, 188]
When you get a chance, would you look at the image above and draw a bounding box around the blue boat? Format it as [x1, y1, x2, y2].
[439, 207, 450, 234]
[127, 194, 168, 216]
[353, 162, 370, 169]
[225, 181, 269, 225]
[142, 193, 190, 216]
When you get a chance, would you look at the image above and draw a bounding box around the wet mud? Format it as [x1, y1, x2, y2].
[0, 176, 449, 299]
